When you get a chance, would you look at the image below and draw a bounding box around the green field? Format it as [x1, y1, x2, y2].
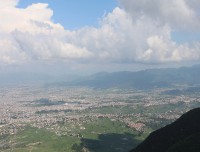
[1, 118, 145, 152]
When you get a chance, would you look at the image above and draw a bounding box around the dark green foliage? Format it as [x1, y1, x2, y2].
[27, 98, 65, 107]
[35, 109, 72, 114]
[164, 86, 200, 95]
[167, 133, 200, 152]
[74, 133, 139, 152]
[131, 108, 200, 152]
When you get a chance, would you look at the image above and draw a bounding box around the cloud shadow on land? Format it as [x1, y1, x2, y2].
[72, 132, 140, 152]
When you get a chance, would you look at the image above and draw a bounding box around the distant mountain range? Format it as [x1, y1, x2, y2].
[130, 108, 200, 152]
[58, 64, 200, 89]
[2, 64, 200, 88]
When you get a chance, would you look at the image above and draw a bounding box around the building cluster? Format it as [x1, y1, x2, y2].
[0, 85, 199, 137]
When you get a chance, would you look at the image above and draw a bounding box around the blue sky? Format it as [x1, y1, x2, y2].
[17, 0, 117, 29]
[0, 0, 200, 74]
[16, 0, 200, 44]
[172, 31, 200, 44]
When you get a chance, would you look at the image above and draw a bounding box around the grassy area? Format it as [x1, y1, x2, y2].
[72, 118, 142, 152]
[87, 106, 135, 115]
[2, 127, 80, 152]
[1, 118, 144, 152]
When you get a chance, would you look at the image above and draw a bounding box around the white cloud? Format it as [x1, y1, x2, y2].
[0, 0, 199, 67]
[117, 0, 200, 62]
[0, 0, 92, 65]
[119, 0, 200, 31]
[140, 34, 199, 62]
[0, 0, 19, 8]
[67, 6, 200, 63]
[12, 30, 92, 60]
[0, 2, 53, 33]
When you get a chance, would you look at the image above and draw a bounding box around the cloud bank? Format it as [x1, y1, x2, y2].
[0, 0, 200, 66]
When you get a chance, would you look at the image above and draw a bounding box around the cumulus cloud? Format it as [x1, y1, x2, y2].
[66, 5, 200, 63]
[0, 0, 92, 65]
[0, 0, 200, 66]
[117, 0, 200, 62]
[119, 0, 200, 30]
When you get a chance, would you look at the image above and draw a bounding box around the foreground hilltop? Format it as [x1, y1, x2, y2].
[131, 108, 200, 152]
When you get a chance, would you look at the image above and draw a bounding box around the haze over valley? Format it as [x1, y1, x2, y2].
[0, 0, 200, 151]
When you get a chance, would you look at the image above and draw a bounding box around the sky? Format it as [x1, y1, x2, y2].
[0, 0, 200, 75]
[17, 0, 117, 29]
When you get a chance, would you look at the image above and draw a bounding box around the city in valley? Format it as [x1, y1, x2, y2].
[0, 85, 200, 152]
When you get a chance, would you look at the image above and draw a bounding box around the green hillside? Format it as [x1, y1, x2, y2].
[131, 108, 200, 152]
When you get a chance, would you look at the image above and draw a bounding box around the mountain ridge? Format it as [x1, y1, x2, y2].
[59, 64, 200, 89]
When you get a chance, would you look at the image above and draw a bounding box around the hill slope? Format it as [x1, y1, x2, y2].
[131, 108, 200, 152]
[62, 64, 200, 89]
